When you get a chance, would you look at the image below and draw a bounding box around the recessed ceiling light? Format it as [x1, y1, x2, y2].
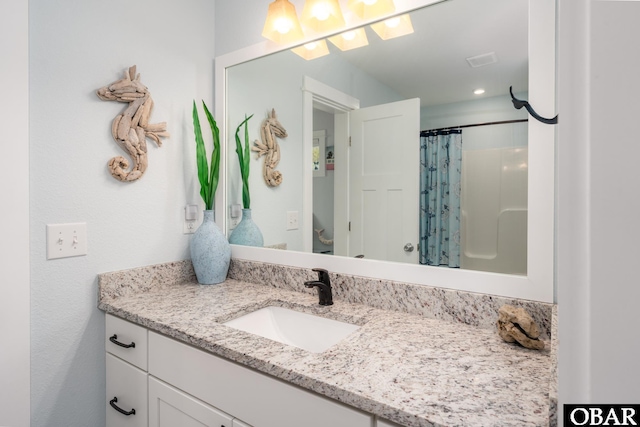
[474, 88, 486, 95]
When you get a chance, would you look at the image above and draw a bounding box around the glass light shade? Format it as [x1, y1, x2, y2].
[262, 0, 305, 44]
[301, 0, 346, 33]
[328, 28, 369, 51]
[291, 39, 330, 60]
[347, 0, 396, 20]
[370, 14, 414, 40]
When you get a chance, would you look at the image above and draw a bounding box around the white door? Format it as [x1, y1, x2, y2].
[149, 377, 234, 427]
[349, 98, 420, 263]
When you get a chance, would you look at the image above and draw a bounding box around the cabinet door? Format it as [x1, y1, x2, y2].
[149, 376, 234, 427]
[106, 354, 147, 427]
[149, 332, 372, 427]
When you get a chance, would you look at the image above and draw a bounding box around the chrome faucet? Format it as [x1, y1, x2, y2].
[304, 268, 333, 306]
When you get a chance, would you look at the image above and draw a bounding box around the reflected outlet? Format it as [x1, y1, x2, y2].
[286, 211, 299, 230]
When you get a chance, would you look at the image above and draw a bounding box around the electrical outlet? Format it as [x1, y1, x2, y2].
[286, 211, 299, 230]
[183, 220, 197, 234]
[229, 217, 240, 229]
[47, 223, 88, 260]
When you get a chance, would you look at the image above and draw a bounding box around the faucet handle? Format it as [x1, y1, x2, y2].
[311, 268, 331, 286]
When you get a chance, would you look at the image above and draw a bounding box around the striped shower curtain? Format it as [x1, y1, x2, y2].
[419, 129, 462, 267]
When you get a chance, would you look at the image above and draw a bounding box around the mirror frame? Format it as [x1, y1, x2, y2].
[215, 0, 556, 303]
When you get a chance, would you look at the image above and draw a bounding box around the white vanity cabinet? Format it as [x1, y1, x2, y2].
[106, 314, 374, 427]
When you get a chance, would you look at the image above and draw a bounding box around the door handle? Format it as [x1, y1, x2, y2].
[109, 334, 135, 349]
[404, 243, 414, 252]
[109, 397, 136, 416]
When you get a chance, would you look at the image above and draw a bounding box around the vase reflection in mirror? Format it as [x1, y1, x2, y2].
[229, 208, 264, 247]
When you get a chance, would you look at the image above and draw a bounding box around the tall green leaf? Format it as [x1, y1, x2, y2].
[192, 101, 211, 208]
[202, 101, 220, 209]
[234, 114, 253, 209]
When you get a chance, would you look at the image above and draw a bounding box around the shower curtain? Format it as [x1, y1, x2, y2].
[419, 129, 462, 267]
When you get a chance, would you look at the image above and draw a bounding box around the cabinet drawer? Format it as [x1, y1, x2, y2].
[106, 314, 148, 370]
[106, 353, 147, 427]
[149, 332, 372, 427]
[149, 377, 233, 427]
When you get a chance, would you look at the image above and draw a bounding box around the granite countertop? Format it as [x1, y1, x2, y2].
[99, 277, 551, 427]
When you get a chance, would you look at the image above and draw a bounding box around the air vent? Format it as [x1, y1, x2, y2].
[466, 52, 498, 68]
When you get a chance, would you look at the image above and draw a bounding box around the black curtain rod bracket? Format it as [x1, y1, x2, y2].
[510, 86, 558, 125]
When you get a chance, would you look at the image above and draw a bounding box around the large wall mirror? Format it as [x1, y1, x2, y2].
[216, 0, 555, 302]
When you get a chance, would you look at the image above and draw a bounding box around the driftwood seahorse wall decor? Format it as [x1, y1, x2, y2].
[251, 109, 288, 187]
[97, 65, 169, 182]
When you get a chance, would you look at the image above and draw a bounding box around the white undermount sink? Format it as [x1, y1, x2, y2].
[223, 306, 360, 353]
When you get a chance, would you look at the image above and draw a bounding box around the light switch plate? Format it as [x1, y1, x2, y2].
[47, 223, 88, 260]
[184, 205, 198, 234]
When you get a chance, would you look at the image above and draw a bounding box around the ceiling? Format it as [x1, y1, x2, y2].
[325, 0, 529, 107]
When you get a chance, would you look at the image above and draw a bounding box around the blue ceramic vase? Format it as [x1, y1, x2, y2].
[190, 210, 231, 284]
[229, 208, 264, 247]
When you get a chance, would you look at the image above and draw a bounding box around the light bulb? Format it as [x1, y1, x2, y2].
[385, 17, 401, 28]
[305, 42, 318, 50]
[342, 31, 356, 41]
[474, 88, 486, 95]
[363, 0, 377, 5]
[312, 3, 331, 21]
[274, 17, 293, 34]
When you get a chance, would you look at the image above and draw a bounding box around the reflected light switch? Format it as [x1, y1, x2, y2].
[230, 204, 242, 219]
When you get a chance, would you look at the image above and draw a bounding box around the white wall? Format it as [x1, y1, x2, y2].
[29, 1, 215, 425]
[0, 0, 30, 425]
[557, 0, 640, 414]
[421, 93, 528, 132]
[589, 1, 640, 401]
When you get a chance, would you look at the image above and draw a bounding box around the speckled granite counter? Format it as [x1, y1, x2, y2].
[99, 261, 554, 427]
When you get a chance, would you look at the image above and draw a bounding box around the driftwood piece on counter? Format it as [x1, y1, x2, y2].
[497, 304, 545, 350]
[97, 65, 169, 182]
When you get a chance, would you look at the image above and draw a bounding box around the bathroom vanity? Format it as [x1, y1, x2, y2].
[100, 260, 555, 427]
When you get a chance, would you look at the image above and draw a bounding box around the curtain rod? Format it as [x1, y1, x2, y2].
[421, 119, 528, 134]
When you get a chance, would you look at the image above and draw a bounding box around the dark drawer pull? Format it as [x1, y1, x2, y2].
[109, 334, 135, 349]
[109, 397, 136, 416]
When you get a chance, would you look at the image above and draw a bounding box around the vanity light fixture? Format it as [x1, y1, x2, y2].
[291, 39, 330, 60]
[474, 88, 486, 95]
[370, 14, 414, 40]
[300, 0, 346, 33]
[262, 0, 305, 44]
[328, 28, 369, 51]
[347, 0, 396, 20]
